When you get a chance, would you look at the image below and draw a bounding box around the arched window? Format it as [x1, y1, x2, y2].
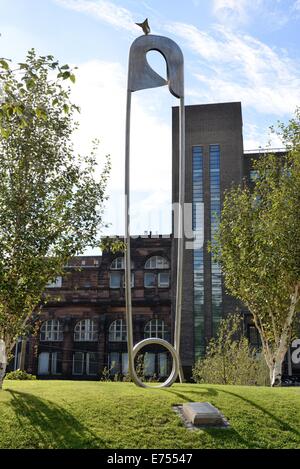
[109, 319, 127, 342]
[74, 319, 98, 342]
[144, 319, 168, 340]
[40, 320, 63, 341]
[144, 256, 169, 269]
[111, 257, 124, 270]
[110, 257, 134, 269]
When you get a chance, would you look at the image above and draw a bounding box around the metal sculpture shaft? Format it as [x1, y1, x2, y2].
[125, 34, 185, 388]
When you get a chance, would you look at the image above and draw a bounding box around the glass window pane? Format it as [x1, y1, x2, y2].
[73, 352, 84, 375]
[87, 352, 98, 375]
[145, 256, 169, 269]
[109, 320, 127, 342]
[158, 353, 168, 377]
[144, 272, 156, 288]
[109, 352, 120, 375]
[144, 352, 155, 376]
[123, 273, 134, 288]
[110, 272, 121, 288]
[122, 353, 128, 375]
[158, 272, 169, 288]
[38, 352, 49, 375]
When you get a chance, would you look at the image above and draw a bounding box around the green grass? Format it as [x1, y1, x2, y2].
[0, 380, 299, 449]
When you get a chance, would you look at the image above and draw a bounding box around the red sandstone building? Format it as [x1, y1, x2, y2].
[16, 235, 173, 380]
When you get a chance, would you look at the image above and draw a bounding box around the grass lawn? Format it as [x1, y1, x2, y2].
[0, 380, 299, 449]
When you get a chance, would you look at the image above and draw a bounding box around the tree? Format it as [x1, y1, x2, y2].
[212, 109, 300, 386]
[0, 49, 110, 388]
[192, 313, 269, 386]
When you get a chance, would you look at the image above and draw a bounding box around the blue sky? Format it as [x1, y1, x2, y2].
[1, 0, 300, 248]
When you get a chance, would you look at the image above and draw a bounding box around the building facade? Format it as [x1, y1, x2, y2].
[15, 101, 300, 381]
[15, 236, 173, 380]
[172, 102, 300, 378]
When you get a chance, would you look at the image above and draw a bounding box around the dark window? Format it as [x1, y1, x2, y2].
[144, 272, 156, 288]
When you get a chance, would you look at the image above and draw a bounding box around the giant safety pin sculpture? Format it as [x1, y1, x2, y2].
[125, 22, 185, 388]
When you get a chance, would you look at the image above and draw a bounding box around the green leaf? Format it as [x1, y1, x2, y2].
[35, 108, 47, 121]
[63, 104, 69, 114]
[0, 127, 10, 138]
[0, 59, 9, 70]
[70, 74, 76, 84]
[62, 71, 70, 80]
[18, 63, 28, 70]
[25, 79, 35, 90]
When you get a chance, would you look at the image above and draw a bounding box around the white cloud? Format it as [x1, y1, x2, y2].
[71, 59, 173, 235]
[243, 122, 284, 150]
[54, 0, 137, 32]
[212, 0, 291, 29]
[166, 22, 300, 116]
[213, 0, 255, 24]
[293, 0, 300, 10]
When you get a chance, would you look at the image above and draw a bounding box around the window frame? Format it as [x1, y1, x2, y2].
[144, 319, 168, 340]
[74, 319, 98, 342]
[144, 272, 156, 288]
[72, 351, 84, 375]
[40, 319, 63, 342]
[109, 319, 127, 342]
[144, 256, 169, 269]
[158, 272, 170, 288]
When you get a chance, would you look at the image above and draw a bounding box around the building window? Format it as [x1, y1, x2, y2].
[144, 319, 168, 340]
[72, 352, 98, 376]
[110, 257, 134, 288]
[158, 353, 168, 377]
[110, 257, 134, 270]
[74, 319, 98, 342]
[158, 272, 170, 288]
[192, 145, 205, 358]
[139, 352, 168, 377]
[38, 351, 62, 375]
[145, 256, 169, 269]
[144, 353, 155, 376]
[108, 352, 128, 375]
[250, 170, 259, 182]
[109, 319, 127, 342]
[144, 272, 156, 288]
[73, 352, 84, 375]
[123, 273, 134, 288]
[40, 320, 63, 342]
[46, 276, 62, 288]
[86, 352, 98, 375]
[110, 271, 122, 288]
[210, 144, 222, 335]
[110, 272, 134, 288]
[111, 257, 125, 269]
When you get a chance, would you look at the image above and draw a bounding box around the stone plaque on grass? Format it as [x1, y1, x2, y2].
[182, 402, 225, 426]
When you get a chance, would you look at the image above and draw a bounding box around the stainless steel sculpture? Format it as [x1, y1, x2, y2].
[125, 24, 185, 388]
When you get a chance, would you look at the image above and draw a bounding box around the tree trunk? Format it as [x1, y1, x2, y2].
[270, 356, 283, 387]
[0, 340, 7, 390]
[19, 339, 27, 371]
[267, 283, 299, 387]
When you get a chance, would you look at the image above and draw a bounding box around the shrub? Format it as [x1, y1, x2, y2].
[5, 369, 36, 380]
[192, 313, 270, 386]
[100, 366, 111, 382]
